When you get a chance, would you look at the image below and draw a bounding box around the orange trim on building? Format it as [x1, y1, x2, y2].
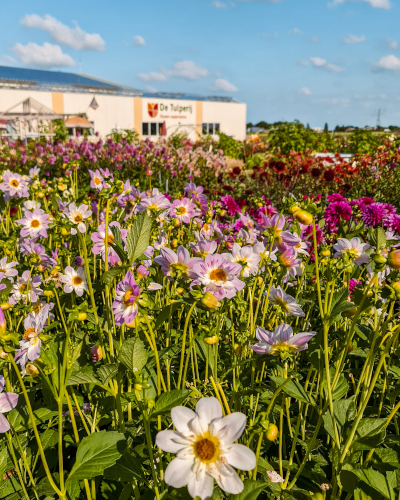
[52, 93, 64, 114]
[134, 97, 142, 138]
[196, 101, 203, 136]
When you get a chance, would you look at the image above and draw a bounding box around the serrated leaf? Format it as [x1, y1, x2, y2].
[119, 337, 148, 374]
[97, 364, 118, 385]
[270, 375, 315, 405]
[371, 227, 387, 252]
[126, 212, 152, 264]
[228, 480, 267, 500]
[67, 431, 126, 482]
[101, 265, 130, 286]
[104, 452, 144, 482]
[67, 366, 102, 386]
[353, 419, 387, 451]
[351, 469, 394, 500]
[152, 389, 190, 417]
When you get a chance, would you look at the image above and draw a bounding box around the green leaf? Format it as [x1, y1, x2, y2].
[119, 337, 148, 374]
[101, 265, 130, 286]
[67, 366, 102, 386]
[228, 480, 267, 500]
[371, 449, 400, 471]
[323, 397, 356, 441]
[353, 419, 387, 451]
[67, 431, 126, 482]
[354, 488, 373, 500]
[104, 452, 144, 482]
[352, 469, 395, 500]
[126, 212, 152, 264]
[270, 376, 315, 405]
[371, 227, 387, 252]
[154, 303, 179, 330]
[97, 364, 119, 385]
[330, 301, 356, 318]
[0, 447, 8, 482]
[152, 389, 191, 417]
[109, 241, 128, 265]
[330, 288, 349, 312]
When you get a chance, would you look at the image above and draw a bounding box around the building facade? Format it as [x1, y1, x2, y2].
[0, 66, 246, 141]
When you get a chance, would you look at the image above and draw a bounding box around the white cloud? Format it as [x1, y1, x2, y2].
[309, 56, 344, 72]
[212, 79, 238, 92]
[0, 55, 17, 65]
[342, 34, 366, 44]
[308, 36, 320, 43]
[212, 1, 228, 7]
[329, 0, 391, 9]
[20, 14, 105, 51]
[137, 72, 167, 82]
[299, 59, 309, 66]
[138, 61, 208, 82]
[288, 28, 302, 35]
[161, 61, 208, 80]
[145, 85, 157, 92]
[373, 54, 400, 71]
[133, 36, 145, 47]
[387, 39, 399, 50]
[12, 42, 75, 67]
[299, 87, 311, 95]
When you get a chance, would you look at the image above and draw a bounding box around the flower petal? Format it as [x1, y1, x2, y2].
[288, 331, 317, 347]
[156, 430, 188, 454]
[0, 392, 18, 413]
[224, 444, 256, 471]
[211, 413, 247, 444]
[164, 457, 193, 488]
[171, 406, 196, 433]
[195, 397, 223, 425]
[0, 413, 10, 433]
[187, 465, 214, 500]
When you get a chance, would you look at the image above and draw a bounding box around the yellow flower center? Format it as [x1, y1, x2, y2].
[123, 289, 136, 306]
[346, 248, 360, 259]
[24, 327, 35, 340]
[273, 297, 289, 313]
[30, 219, 40, 228]
[73, 214, 83, 223]
[72, 276, 83, 286]
[94, 178, 101, 185]
[104, 234, 114, 246]
[170, 262, 189, 276]
[194, 435, 220, 463]
[10, 180, 19, 188]
[175, 206, 187, 215]
[209, 268, 227, 283]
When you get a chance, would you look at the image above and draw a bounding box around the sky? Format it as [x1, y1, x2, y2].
[0, 0, 399, 128]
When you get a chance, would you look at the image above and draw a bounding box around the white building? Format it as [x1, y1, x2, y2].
[0, 66, 246, 141]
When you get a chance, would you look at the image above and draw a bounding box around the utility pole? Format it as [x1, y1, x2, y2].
[377, 108, 381, 129]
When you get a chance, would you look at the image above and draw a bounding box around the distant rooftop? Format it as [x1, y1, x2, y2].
[0, 66, 239, 103]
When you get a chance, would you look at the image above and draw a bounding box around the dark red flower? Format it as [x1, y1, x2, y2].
[311, 168, 321, 178]
[323, 170, 335, 181]
[233, 167, 241, 175]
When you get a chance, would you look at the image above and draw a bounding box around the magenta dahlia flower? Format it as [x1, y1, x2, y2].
[221, 196, 240, 217]
[324, 201, 352, 232]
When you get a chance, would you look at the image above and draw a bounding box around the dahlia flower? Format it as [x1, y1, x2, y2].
[333, 237, 370, 266]
[19, 240, 56, 269]
[91, 221, 127, 265]
[221, 196, 240, 217]
[324, 201, 352, 232]
[0, 376, 18, 432]
[15, 303, 51, 373]
[139, 194, 171, 214]
[361, 203, 389, 228]
[23, 200, 41, 212]
[154, 246, 202, 279]
[257, 214, 300, 252]
[9, 271, 43, 305]
[156, 397, 256, 499]
[267, 286, 305, 317]
[16, 209, 50, 239]
[250, 323, 316, 355]
[89, 169, 104, 191]
[112, 271, 140, 326]
[278, 247, 302, 278]
[222, 243, 261, 278]
[61, 267, 88, 297]
[192, 237, 218, 258]
[170, 198, 197, 224]
[191, 254, 245, 299]
[64, 203, 92, 234]
[0, 257, 18, 282]
[0, 171, 29, 199]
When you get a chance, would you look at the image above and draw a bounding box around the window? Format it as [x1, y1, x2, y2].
[215, 123, 220, 133]
[142, 123, 149, 136]
[202, 123, 207, 135]
[208, 123, 214, 134]
[158, 123, 164, 135]
[202, 123, 220, 135]
[151, 123, 157, 136]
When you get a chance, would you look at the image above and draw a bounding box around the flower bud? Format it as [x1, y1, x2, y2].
[392, 281, 400, 299]
[289, 205, 301, 214]
[204, 335, 218, 345]
[1, 303, 11, 311]
[342, 306, 357, 318]
[171, 239, 179, 248]
[0, 349, 8, 359]
[61, 228, 70, 237]
[78, 312, 87, 322]
[294, 209, 313, 225]
[74, 256, 85, 267]
[43, 290, 53, 297]
[388, 249, 400, 270]
[266, 423, 278, 441]
[321, 249, 330, 257]
[26, 363, 40, 378]
[201, 292, 220, 310]
[176, 287, 185, 295]
[0, 308, 6, 336]
[173, 218, 181, 228]
[134, 383, 143, 391]
[90, 345, 103, 363]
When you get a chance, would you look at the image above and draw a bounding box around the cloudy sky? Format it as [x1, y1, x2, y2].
[0, 0, 399, 127]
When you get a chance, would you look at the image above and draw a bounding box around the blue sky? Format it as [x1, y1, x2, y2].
[0, 0, 399, 127]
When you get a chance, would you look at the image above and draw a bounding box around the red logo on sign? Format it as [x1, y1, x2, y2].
[148, 103, 158, 118]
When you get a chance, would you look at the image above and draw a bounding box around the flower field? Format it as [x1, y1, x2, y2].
[1, 131, 400, 500]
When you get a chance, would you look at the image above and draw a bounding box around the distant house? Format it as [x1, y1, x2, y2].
[364, 126, 375, 131]
[345, 127, 355, 132]
[247, 126, 268, 133]
[65, 116, 94, 137]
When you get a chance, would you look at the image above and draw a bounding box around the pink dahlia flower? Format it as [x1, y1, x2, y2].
[16, 209, 50, 239]
[170, 198, 197, 224]
[89, 169, 104, 191]
[0, 376, 18, 432]
[112, 271, 140, 326]
[256, 214, 300, 252]
[0, 171, 29, 199]
[154, 246, 202, 279]
[91, 221, 127, 265]
[191, 254, 245, 300]
[250, 323, 316, 355]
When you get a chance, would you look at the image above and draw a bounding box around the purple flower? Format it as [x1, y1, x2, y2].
[0, 171, 29, 199]
[324, 201, 352, 232]
[16, 209, 50, 239]
[74, 256, 85, 267]
[0, 376, 18, 432]
[361, 203, 387, 228]
[170, 198, 197, 224]
[90, 221, 127, 265]
[89, 169, 104, 191]
[326, 193, 346, 203]
[257, 214, 300, 252]
[9, 271, 43, 305]
[221, 196, 240, 217]
[19, 240, 56, 269]
[112, 271, 140, 326]
[250, 323, 317, 355]
[190, 253, 245, 300]
[191, 237, 218, 258]
[277, 247, 302, 278]
[154, 246, 202, 279]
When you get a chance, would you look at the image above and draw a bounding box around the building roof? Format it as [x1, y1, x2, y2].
[0, 66, 240, 103]
[65, 116, 93, 128]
